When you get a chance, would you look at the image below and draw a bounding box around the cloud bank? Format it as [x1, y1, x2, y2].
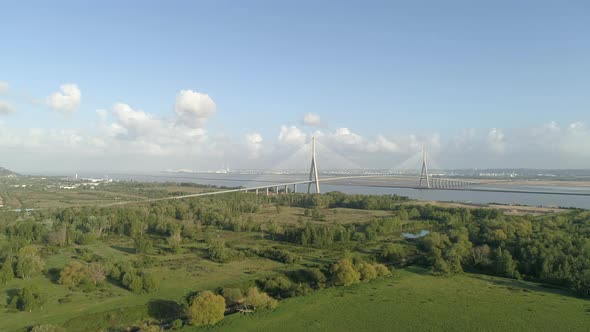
[47, 84, 81, 114]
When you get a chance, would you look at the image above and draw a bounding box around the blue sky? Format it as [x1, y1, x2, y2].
[1, 1, 590, 172]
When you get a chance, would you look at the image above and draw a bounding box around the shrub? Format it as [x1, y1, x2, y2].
[330, 258, 360, 286]
[374, 264, 392, 277]
[357, 262, 378, 281]
[122, 272, 143, 293]
[170, 319, 183, 329]
[243, 287, 277, 310]
[59, 261, 88, 286]
[141, 272, 159, 292]
[222, 287, 244, 306]
[14, 284, 45, 312]
[30, 325, 65, 332]
[187, 290, 226, 326]
[305, 267, 327, 289]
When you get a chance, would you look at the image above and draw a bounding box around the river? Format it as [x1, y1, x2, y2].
[83, 172, 590, 209]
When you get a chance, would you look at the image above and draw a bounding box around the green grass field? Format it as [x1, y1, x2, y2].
[202, 267, 590, 332]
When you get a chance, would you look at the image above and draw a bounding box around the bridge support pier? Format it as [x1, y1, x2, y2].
[308, 136, 321, 194]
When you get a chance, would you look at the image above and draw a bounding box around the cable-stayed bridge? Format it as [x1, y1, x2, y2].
[106, 136, 590, 206]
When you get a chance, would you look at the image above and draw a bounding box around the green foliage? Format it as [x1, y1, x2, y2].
[331, 258, 360, 286]
[0, 257, 15, 284]
[222, 287, 244, 306]
[374, 264, 391, 276]
[122, 272, 143, 293]
[15, 246, 44, 279]
[494, 247, 520, 279]
[30, 324, 65, 332]
[141, 272, 159, 292]
[253, 247, 301, 264]
[59, 261, 88, 286]
[170, 319, 183, 329]
[14, 284, 45, 312]
[134, 236, 154, 254]
[207, 239, 238, 263]
[187, 290, 226, 326]
[304, 267, 327, 289]
[243, 287, 278, 310]
[380, 243, 407, 264]
[357, 262, 378, 282]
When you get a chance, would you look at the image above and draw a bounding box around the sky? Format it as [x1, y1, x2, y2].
[1, 0, 589, 173]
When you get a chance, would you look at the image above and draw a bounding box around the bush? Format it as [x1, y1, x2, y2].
[330, 258, 360, 286]
[263, 275, 293, 298]
[30, 325, 65, 332]
[304, 268, 327, 289]
[207, 240, 236, 263]
[374, 264, 392, 276]
[187, 290, 226, 326]
[170, 319, 183, 329]
[122, 272, 143, 293]
[59, 261, 88, 286]
[14, 284, 45, 312]
[243, 287, 277, 310]
[222, 287, 244, 306]
[141, 272, 159, 292]
[357, 262, 378, 281]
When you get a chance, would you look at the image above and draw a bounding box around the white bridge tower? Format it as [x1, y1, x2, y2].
[307, 136, 320, 194]
[419, 146, 431, 188]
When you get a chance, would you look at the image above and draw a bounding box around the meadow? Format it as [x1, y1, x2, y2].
[204, 267, 590, 332]
[0, 181, 588, 331]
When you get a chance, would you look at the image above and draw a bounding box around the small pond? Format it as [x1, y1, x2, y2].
[402, 229, 430, 239]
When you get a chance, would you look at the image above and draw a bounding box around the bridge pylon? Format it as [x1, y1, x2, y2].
[307, 136, 320, 194]
[418, 146, 430, 188]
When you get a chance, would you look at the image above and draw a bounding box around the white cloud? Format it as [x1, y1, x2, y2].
[0, 101, 16, 114]
[0, 81, 8, 93]
[174, 90, 216, 128]
[46, 84, 81, 113]
[303, 112, 321, 126]
[278, 125, 306, 145]
[330, 128, 364, 145]
[486, 128, 505, 153]
[111, 103, 161, 139]
[245, 132, 263, 158]
[367, 135, 399, 153]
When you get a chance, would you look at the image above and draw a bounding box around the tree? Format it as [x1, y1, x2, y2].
[30, 324, 65, 332]
[331, 258, 360, 286]
[207, 240, 234, 263]
[0, 257, 15, 284]
[187, 290, 226, 326]
[357, 262, 378, 281]
[374, 264, 391, 276]
[381, 243, 406, 264]
[495, 247, 520, 279]
[222, 287, 244, 306]
[15, 284, 45, 312]
[167, 228, 182, 253]
[59, 261, 87, 286]
[243, 287, 277, 310]
[16, 246, 44, 279]
[134, 236, 154, 254]
[122, 272, 143, 293]
[471, 245, 492, 267]
[87, 262, 106, 285]
[141, 272, 159, 292]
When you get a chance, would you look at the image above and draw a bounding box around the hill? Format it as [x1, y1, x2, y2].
[0, 166, 19, 177]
